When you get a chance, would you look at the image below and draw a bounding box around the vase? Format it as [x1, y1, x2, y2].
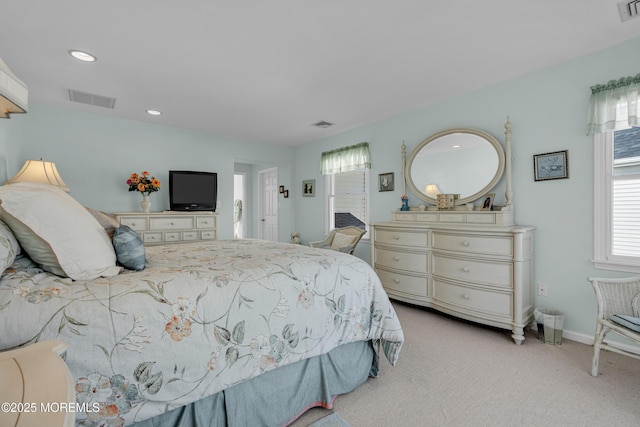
[400, 197, 409, 211]
[140, 194, 151, 213]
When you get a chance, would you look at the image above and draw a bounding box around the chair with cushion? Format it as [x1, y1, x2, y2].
[308, 226, 366, 255]
[589, 276, 640, 376]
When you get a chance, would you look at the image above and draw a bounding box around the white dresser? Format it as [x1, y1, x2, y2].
[113, 211, 218, 245]
[371, 211, 535, 344]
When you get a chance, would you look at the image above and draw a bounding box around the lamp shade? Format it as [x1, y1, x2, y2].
[0, 57, 28, 118]
[424, 183, 441, 198]
[5, 160, 70, 192]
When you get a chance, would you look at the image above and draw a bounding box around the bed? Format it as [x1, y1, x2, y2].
[0, 182, 404, 426]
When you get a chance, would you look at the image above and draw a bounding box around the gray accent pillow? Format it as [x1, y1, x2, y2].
[113, 225, 146, 271]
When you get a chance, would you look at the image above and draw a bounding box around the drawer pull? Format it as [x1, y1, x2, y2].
[394, 256, 400, 261]
[462, 241, 470, 246]
[393, 279, 400, 284]
[462, 293, 470, 300]
[131, 222, 136, 226]
[394, 235, 400, 240]
[170, 222, 175, 226]
[462, 266, 470, 273]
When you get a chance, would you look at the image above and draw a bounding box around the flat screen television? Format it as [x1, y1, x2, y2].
[169, 170, 217, 211]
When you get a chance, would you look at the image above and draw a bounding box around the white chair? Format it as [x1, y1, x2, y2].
[308, 226, 366, 255]
[589, 276, 640, 376]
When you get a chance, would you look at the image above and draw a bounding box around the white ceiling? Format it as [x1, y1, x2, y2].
[2, 1, 640, 146]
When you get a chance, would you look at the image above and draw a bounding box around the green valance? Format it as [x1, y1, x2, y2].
[586, 73, 640, 135]
[320, 142, 371, 175]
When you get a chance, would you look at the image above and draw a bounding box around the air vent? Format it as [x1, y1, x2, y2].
[618, 0, 640, 22]
[68, 89, 116, 109]
[312, 120, 334, 128]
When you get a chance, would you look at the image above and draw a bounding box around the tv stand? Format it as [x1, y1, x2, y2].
[113, 211, 218, 245]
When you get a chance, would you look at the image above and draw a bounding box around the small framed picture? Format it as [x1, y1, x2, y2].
[279, 185, 285, 193]
[302, 179, 315, 197]
[378, 172, 394, 192]
[479, 193, 495, 211]
[283, 189, 289, 198]
[533, 150, 569, 181]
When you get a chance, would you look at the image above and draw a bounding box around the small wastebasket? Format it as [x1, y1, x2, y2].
[534, 308, 564, 345]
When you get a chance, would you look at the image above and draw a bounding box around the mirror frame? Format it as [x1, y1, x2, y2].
[405, 127, 506, 205]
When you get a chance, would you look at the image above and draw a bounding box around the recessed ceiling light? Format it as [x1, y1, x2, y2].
[146, 109, 162, 116]
[69, 50, 97, 62]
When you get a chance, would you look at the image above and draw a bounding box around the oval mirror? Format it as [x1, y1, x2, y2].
[406, 128, 505, 205]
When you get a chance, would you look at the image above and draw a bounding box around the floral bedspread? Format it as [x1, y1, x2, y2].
[0, 239, 403, 426]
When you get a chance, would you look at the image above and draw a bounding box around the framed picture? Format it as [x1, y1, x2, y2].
[302, 179, 315, 197]
[283, 189, 289, 198]
[378, 172, 394, 192]
[279, 185, 284, 193]
[479, 193, 495, 211]
[533, 150, 569, 181]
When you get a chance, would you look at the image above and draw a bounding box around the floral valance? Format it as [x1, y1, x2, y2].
[586, 73, 640, 135]
[320, 142, 371, 175]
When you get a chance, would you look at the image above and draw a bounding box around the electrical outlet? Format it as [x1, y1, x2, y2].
[537, 282, 548, 297]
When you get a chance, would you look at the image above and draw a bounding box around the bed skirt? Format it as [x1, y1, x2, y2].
[130, 340, 374, 427]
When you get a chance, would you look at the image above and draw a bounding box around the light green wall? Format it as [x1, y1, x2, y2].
[6, 105, 295, 241]
[293, 36, 640, 339]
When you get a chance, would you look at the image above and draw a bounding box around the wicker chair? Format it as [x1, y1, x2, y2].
[589, 276, 640, 376]
[308, 226, 366, 255]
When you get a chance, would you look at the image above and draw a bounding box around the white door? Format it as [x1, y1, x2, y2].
[258, 167, 278, 241]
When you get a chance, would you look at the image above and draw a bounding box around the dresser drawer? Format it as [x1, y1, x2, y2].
[433, 279, 512, 317]
[432, 232, 513, 257]
[150, 216, 194, 230]
[376, 269, 428, 298]
[375, 229, 428, 247]
[182, 231, 198, 241]
[432, 254, 512, 288]
[119, 216, 148, 231]
[164, 232, 181, 242]
[375, 248, 428, 274]
[142, 232, 163, 244]
[201, 230, 216, 240]
[196, 216, 216, 229]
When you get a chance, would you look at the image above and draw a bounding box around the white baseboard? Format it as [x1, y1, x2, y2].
[531, 324, 640, 353]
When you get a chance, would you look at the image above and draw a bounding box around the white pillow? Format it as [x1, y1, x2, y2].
[331, 232, 359, 251]
[0, 182, 121, 280]
[0, 220, 20, 273]
[632, 293, 640, 318]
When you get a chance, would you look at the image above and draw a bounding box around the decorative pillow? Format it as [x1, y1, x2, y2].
[0, 182, 121, 280]
[331, 232, 359, 251]
[610, 314, 640, 333]
[0, 219, 20, 273]
[632, 293, 640, 318]
[113, 225, 146, 271]
[86, 207, 120, 240]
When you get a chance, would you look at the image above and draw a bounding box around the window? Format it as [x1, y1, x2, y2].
[594, 127, 640, 272]
[325, 169, 369, 236]
[320, 142, 371, 238]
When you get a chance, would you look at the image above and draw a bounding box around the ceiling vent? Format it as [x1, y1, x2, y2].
[618, 0, 640, 22]
[312, 120, 334, 128]
[68, 89, 116, 109]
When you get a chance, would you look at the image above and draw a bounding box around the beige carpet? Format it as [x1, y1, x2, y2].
[291, 301, 640, 427]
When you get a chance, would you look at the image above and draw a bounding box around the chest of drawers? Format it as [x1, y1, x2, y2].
[371, 221, 534, 344]
[113, 211, 218, 245]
